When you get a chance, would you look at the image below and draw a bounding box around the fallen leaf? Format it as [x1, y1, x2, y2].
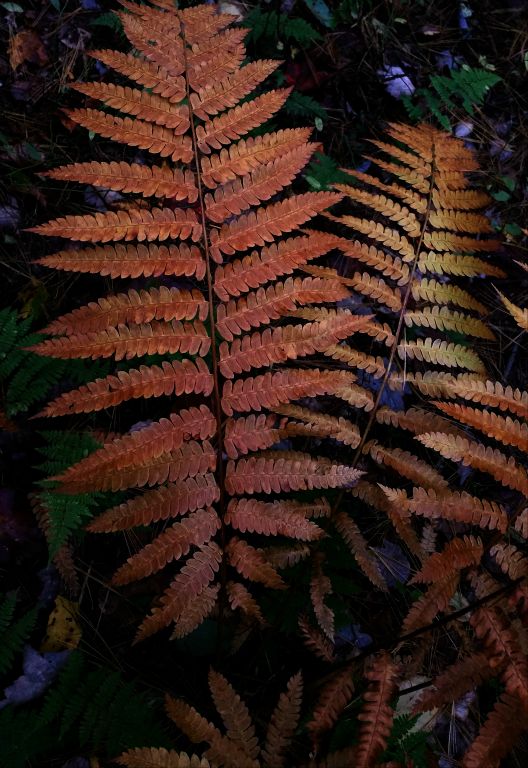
[40, 595, 82, 652]
[8, 29, 48, 70]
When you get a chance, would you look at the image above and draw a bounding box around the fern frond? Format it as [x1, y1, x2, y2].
[262, 672, 303, 768]
[490, 542, 528, 580]
[416, 432, 528, 496]
[417, 251, 505, 277]
[219, 313, 371, 377]
[411, 278, 487, 313]
[402, 574, 459, 633]
[415, 652, 494, 712]
[226, 538, 285, 589]
[226, 581, 265, 624]
[497, 289, 528, 331]
[37, 359, 213, 417]
[446, 378, 528, 419]
[308, 665, 355, 744]
[226, 454, 362, 494]
[356, 652, 399, 768]
[366, 440, 448, 491]
[397, 337, 485, 373]
[216, 276, 349, 341]
[380, 486, 508, 532]
[310, 555, 334, 640]
[333, 511, 387, 590]
[410, 536, 483, 584]
[404, 306, 495, 340]
[35, 242, 205, 279]
[208, 670, 260, 761]
[117, 748, 211, 767]
[225, 499, 323, 540]
[433, 402, 528, 451]
[221, 368, 355, 416]
[461, 692, 528, 768]
[44, 162, 197, 201]
[210, 192, 342, 261]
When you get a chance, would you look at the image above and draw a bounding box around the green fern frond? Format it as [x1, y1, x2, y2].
[0, 594, 37, 677]
[244, 8, 322, 44]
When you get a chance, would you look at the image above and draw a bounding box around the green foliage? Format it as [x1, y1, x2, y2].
[285, 91, 327, 123]
[382, 714, 429, 768]
[0, 308, 109, 416]
[303, 0, 334, 29]
[0, 650, 169, 768]
[402, 67, 502, 130]
[243, 7, 321, 45]
[0, 594, 37, 677]
[304, 153, 355, 190]
[35, 430, 107, 554]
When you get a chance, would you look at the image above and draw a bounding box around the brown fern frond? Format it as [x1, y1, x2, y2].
[44, 162, 197, 201]
[471, 606, 528, 700]
[376, 405, 464, 437]
[219, 313, 371, 378]
[216, 276, 350, 341]
[111, 507, 221, 586]
[208, 670, 260, 761]
[66, 108, 193, 162]
[136, 542, 222, 641]
[415, 652, 495, 712]
[165, 695, 256, 768]
[264, 543, 312, 567]
[221, 368, 355, 416]
[55, 406, 215, 482]
[333, 511, 387, 590]
[356, 652, 399, 768]
[36, 358, 213, 418]
[461, 692, 528, 768]
[201, 128, 312, 188]
[490, 542, 528, 580]
[366, 440, 448, 491]
[226, 454, 362, 494]
[226, 538, 286, 589]
[339, 240, 410, 284]
[402, 574, 459, 634]
[416, 432, 528, 496]
[277, 404, 360, 447]
[410, 536, 483, 585]
[205, 144, 317, 223]
[87, 475, 219, 533]
[434, 402, 528, 452]
[262, 672, 303, 768]
[196, 88, 291, 153]
[226, 580, 265, 624]
[308, 665, 355, 744]
[323, 344, 387, 378]
[117, 747, 211, 767]
[334, 185, 421, 236]
[28, 207, 201, 244]
[34, 242, 205, 279]
[225, 499, 324, 540]
[417, 251, 505, 277]
[310, 555, 334, 640]
[223, 414, 281, 458]
[298, 616, 335, 662]
[210, 192, 342, 261]
[213, 232, 342, 300]
[348, 272, 403, 311]
[333, 215, 415, 260]
[497, 289, 528, 331]
[28, 320, 210, 361]
[381, 486, 508, 532]
[88, 48, 186, 102]
[170, 584, 220, 640]
[43, 287, 208, 335]
[191, 60, 279, 119]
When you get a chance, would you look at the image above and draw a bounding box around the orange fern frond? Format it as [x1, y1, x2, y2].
[402, 574, 459, 634]
[308, 664, 355, 745]
[333, 511, 387, 590]
[226, 580, 265, 624]
[366, 440, 448, 491]
[433, 402, 528, 452]
[298, 616, 335, 662]
[226, 538, 286, 589]
[117, 748, 211, 767]
[208, 670, 260, 761]
[415, 652, 495, 712]
[461, 692, 528, 768]
[446, 377, 528, 419]
[497, 289, 528, 331]
[225, 499, 323, 540]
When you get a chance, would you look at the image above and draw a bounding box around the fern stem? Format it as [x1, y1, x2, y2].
[180, 14, 228, 649]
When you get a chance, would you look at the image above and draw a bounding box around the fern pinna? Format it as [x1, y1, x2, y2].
[28, 0, 368, 642]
